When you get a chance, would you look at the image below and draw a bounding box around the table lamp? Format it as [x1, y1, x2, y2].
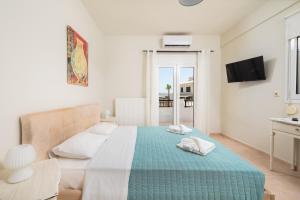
[3, 144, 36, 183]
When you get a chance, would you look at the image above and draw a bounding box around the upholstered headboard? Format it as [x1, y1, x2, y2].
[20, 104, 100, 160]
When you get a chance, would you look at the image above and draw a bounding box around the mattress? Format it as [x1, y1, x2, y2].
[57, 157, 90, 190]
[82, 126, 265, 200]
[127, 127, 265, 200]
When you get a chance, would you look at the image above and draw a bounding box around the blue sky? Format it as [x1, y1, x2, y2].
[159, 68, 193, 93]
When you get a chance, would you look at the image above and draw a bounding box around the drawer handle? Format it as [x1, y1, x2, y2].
[296, 128, 300, 132]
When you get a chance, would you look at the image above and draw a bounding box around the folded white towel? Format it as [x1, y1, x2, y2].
[167, 125, 192, 135]
[167, 125, 185, 134]
[179, 124, 192, 133]
[177, 136, 215, 156]
[168, 125, 181, 131]
[190, 136, 215, 155]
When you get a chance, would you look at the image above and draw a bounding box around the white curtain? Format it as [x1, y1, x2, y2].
[145, 50, 159, 126]
[194, 50, 212, 134]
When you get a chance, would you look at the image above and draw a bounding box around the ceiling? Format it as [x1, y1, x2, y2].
[82, 0, 268, 35]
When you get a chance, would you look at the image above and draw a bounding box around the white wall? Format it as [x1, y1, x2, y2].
[102, 35, 221, 133]
[0, 0, 104, 160]
[221, 0, 300, 163]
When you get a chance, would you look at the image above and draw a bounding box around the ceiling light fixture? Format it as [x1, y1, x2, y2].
[179, 0, 204, 6]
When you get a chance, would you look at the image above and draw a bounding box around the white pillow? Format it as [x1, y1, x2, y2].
[88, 123, 117, 135]
[52, 132, 108, 159]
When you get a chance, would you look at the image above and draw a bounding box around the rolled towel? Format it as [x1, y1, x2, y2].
[177, 137, 215, 156]
[167, 125, 185, 135]
[178, 138, 198, 152]
[190, 136, 215, 155]
[167, 125, 192, 135]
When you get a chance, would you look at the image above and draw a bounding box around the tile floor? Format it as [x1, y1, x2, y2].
[212, 134, 300, 200]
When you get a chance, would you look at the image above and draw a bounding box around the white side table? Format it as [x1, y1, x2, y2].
[0, 158, 61, 200]
[100, 116, 117, 123]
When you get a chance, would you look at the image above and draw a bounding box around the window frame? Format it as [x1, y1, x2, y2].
[286, 37, 300, 102]
[186, 86, 191, 93]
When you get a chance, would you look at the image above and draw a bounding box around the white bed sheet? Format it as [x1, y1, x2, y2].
[83, 126, 137, 200]
[57, 157, 90, 190]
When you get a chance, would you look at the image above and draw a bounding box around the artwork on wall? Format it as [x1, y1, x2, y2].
[67, 26, 88, 87]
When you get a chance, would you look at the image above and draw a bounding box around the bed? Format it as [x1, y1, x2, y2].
[20, 104, 274, 200]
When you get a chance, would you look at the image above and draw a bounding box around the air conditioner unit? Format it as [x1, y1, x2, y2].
[162, 35, 192, 47]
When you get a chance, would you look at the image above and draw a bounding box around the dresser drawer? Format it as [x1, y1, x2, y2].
[272, 121, 300, 136]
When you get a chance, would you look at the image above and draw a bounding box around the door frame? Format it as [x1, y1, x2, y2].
[159, 65, 195, 126]
[157, 52, 197, 127]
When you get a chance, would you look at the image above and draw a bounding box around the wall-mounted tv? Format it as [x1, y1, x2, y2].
[226, 56, 266, 83]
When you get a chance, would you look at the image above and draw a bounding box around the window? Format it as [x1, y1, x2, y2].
[181, 87, 183, 93]
[297, 37, 300, 94]
[287, 37, 300, 101]
[286, 12, 300, 102]
[186, 87, 191, 92]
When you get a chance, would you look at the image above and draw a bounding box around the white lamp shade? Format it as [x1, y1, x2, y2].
[105, 110, 111, 118]
[4, 144, 36, 170]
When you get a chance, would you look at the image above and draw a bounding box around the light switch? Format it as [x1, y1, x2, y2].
[274, 90, 279, 97]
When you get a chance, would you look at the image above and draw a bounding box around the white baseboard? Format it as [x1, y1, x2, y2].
[220, 133, 292, 165]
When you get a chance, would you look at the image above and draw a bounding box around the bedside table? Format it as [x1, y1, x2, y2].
[0, 158, 61, 200]
[100, 116, 117, 123]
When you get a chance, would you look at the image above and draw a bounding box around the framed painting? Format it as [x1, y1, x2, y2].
[67, 26, 88, 87]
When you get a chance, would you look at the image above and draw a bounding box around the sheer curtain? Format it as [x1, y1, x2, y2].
[194, 50, 212, 134]
[145, 50, 159, 126]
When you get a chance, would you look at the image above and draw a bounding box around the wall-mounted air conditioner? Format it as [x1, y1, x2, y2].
[162, 35, 192, 47]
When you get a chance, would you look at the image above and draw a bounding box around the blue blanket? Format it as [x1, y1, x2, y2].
[128, 127, 265, 200]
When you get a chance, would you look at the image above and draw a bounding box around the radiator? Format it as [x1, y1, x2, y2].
[115, 98, 145, 126]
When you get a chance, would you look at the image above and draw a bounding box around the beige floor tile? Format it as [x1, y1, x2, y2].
[211, 134, 300, 200]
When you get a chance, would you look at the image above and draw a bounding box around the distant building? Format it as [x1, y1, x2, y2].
[180, 77, 193, 98]
[159, 77, 194, 100]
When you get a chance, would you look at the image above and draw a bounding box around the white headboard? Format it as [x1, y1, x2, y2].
[115, 98, 145, 126]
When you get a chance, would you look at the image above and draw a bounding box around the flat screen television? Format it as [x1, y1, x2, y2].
[226, 56, 266, 83]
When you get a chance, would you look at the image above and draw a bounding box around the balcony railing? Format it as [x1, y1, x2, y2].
[159, 99, 173, 107]
[159, 99, 194, 107]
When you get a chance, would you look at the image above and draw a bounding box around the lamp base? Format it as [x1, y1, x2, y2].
[7, 166, 34, 184]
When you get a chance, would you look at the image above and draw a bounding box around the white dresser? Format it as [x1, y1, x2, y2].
[270, 118, 300, 171]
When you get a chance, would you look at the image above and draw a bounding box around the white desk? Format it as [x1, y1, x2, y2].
[270, 118, 300, 171]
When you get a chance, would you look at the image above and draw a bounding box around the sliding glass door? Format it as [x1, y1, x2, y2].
[159, 68, 175, 125]
[159, 65, 195, 127]
[179, 67, 194, 127]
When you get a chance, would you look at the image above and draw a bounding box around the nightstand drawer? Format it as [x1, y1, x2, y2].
[272, 121, 300, 136]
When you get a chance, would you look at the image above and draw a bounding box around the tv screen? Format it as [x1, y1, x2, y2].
[226, 56, 266, 83]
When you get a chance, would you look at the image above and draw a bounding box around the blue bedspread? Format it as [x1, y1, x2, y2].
[128, 127, 265, 200]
